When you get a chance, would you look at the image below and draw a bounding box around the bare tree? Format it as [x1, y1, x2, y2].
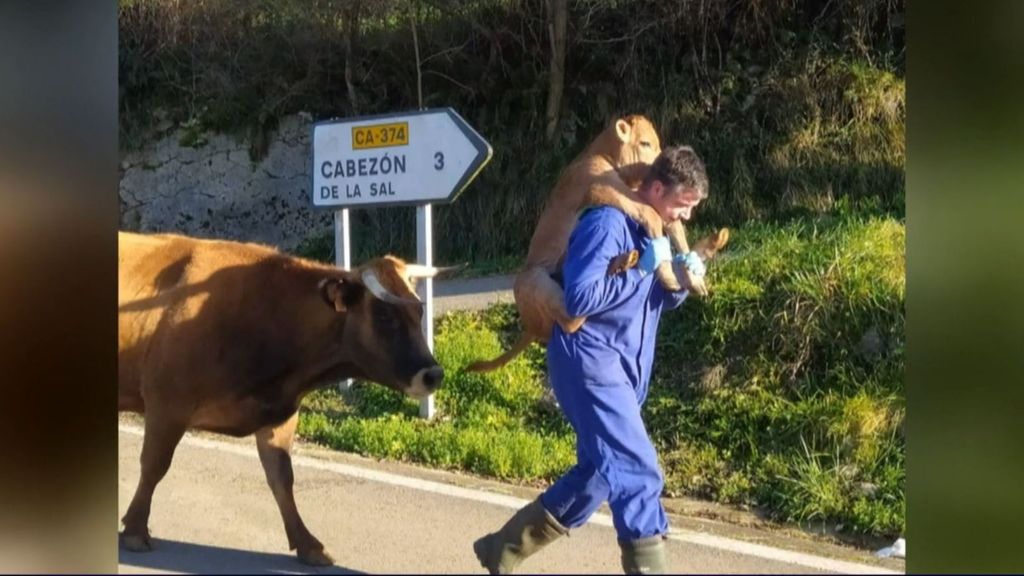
[545, 0, 567, 141]
[410, 1, 423, 109]
[343, 1, 362, 114]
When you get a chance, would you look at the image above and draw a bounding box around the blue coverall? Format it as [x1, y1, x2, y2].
[540, 205, 688, 542]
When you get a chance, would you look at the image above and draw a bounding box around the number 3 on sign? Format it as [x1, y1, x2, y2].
[434, 152, 444, 170]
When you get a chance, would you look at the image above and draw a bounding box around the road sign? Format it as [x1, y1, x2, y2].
[313, 107, 491, 420]
[311, 107, 492, 209]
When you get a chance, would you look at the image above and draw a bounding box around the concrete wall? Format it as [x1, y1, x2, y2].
[119, 114, 329, 251]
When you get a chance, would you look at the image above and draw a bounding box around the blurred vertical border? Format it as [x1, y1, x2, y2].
[909, 0, 1024, 572]
[0, 1, 118, 572]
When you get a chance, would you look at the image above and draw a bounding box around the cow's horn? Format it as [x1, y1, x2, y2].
[361, 269, 423, 306]
[405, 262, 467, 279]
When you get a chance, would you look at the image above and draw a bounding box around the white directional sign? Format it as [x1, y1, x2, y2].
[312, 107, 492, 209]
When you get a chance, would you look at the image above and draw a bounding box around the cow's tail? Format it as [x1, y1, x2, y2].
[465, 333, 535, 373]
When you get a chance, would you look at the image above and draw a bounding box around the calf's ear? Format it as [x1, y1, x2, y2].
[615, 118, 631, 143]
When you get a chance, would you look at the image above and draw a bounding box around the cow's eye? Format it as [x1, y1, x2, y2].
[639, 141, 651, 148]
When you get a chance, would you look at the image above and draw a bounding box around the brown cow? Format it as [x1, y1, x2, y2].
[118, 231, 450, 566]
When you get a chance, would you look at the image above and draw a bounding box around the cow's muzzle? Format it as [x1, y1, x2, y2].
[403, 364, 444, 397]
[407, 365, 445, 399]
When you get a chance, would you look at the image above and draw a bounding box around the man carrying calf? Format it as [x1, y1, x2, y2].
[473, 146, 712, 575]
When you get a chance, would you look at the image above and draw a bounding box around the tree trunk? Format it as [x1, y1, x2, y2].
[545, 0, 567, 142]
[343, 1, 361, 115]
[410, 3, 423, 109]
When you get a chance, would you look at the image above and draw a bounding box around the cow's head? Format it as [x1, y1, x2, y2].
[318, 255, 455, 399]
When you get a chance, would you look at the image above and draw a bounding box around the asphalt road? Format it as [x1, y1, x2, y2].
[430, 274, 515, 316]
[117, 426, 903, 575]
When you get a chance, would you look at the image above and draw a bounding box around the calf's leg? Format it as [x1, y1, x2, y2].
[518, 266, 585, 336]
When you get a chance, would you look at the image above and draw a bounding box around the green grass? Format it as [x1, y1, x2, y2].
[298, 210, 906, 539]
[299, 311, 575, 481]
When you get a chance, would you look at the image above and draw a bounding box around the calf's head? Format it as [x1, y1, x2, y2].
[318, 255, 453, 398]
[604, 114, 662, 170]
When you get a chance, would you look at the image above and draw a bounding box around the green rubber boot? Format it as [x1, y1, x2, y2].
[473, 497, 568, 574]
[620, 535, 668, 574]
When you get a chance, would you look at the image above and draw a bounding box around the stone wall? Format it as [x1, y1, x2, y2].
[119, 114, 330, 251]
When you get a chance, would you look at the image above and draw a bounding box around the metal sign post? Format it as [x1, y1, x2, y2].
[310, 107, 492, 419]
[335, 208, 352, 392]
[416, 204, 434, 418]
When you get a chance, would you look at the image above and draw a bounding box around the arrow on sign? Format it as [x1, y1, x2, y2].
[311, 107, 492, 209]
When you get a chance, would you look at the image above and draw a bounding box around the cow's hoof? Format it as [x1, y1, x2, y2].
[120, 532, 152, 552]
[298, 547, 335, 567]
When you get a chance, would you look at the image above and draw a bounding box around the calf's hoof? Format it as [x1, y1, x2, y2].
[607, 250, 640, 275]
[120, 531, 152, 552]
[298, 546, 335, 567]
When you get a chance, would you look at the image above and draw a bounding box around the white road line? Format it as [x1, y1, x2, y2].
[119, 425, 901, 574]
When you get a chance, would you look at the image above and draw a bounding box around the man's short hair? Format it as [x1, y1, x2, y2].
[642, 145, 709, 199]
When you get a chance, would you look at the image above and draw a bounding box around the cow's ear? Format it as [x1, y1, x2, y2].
[319, 278, 361, 312]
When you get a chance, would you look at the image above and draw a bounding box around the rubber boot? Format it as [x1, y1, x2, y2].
[620, 535, 668, 574]
[473, 497, 568, 574]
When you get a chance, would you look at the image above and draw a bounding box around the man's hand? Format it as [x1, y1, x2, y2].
[672, 252, 709, 297]
[637, 236, 672, 276]
[674, 251, 706, 278]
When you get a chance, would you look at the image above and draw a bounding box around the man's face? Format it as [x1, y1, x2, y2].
[648, 182, 703, 224]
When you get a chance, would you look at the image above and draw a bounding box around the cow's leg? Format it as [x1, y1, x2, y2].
[256, 411, 334, 567]
[120, 411, 187, 552]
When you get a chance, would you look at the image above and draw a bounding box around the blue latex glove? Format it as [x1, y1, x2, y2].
[674, 251, 706, 278]
[637, 236, 672, 276]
